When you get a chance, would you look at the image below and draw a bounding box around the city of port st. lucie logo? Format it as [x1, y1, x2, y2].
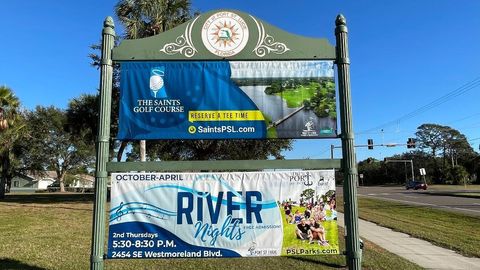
[201, 11, 249, 57]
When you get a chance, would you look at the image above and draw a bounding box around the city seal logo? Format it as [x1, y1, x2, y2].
[149, 66, 167, 98]
[201, 11, 249, 57]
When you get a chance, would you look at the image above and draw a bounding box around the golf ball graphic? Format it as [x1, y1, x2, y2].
[150, 75, 164, 91]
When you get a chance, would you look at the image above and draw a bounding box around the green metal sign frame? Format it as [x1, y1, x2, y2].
[112, 9, 335, 61]
[90, 10, 360, 270]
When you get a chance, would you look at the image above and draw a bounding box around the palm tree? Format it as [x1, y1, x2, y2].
[0, 86, 22, 199]
[110, 1, 293, 162]
[114, 0, 194, 161]
[0, 86, 19, 131]
[116, 0, 193, 39]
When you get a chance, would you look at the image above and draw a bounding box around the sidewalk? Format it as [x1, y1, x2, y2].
[337, 213, 480, 269]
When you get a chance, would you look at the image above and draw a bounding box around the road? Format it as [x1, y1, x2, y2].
[337, 186, 480, 217]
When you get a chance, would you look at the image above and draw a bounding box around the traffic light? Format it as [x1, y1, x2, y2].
[407, 138, 416, 148]
[367, 139, 374, 149]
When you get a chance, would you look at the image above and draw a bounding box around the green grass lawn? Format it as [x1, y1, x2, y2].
[337, 196, 480, 258]
[0, 193, 422, 270]
[275, 82, 319, 108]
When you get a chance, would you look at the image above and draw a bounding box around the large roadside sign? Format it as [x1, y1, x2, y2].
[91, 9, 361, 270]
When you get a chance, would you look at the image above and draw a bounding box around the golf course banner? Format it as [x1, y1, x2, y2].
[107, 170, 339, 259]
[117, 60, 337, 140]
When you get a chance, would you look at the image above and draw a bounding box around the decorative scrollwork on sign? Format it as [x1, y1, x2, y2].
[160, 16, 199, 58]
[251, 16, 290, 57]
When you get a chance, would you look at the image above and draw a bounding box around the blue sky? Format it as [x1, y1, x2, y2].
[1, 0, 479, 161]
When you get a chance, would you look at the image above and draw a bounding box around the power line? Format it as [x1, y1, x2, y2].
[458, 123, 480, 130]
[304, 146, 333, 159]
[358, 76, 480, 135]
[469, 137, 480, 142]
[445, 112, 480, 125]
[357, 113, 480, 137]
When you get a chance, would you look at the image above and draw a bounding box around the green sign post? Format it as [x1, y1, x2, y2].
[90, 11, 360, 270]
[335, 15, 362, 269]
[91, 17, 115, 270]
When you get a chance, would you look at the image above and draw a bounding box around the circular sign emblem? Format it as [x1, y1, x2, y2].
[202, 11, 249, 57]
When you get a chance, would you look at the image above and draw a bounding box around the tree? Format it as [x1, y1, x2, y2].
[357, 157, 387, 185]
[66, 94, 120, 158]
[115, 0, 193, 39]
[0, 86, 24, 199]
[300, 188, 315, 204]
[87, 0, 197, 161]
[447, 165, 469, 185]
[66, 94, 98, 146]
[416, 124, 445, 156]
[416, 123, 451, 180]
[415, 123, 476, 182]
[127, 139, 292, 161]
[115, 0, 191, 161]
[442, 127, 473, 168]
[108, 0, 293, 161]
[24, 106, 95, 192]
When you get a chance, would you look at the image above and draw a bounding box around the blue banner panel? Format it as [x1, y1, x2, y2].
[118, 61, 337, 139]
[107, 171, 339, 259]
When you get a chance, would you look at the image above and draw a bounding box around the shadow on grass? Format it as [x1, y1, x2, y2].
[356, 203, 418, 211]
[286, 256, 346, 268]
[420, 191, 480, 199]
[2, 202, 94, 212]
[0, 258, 48, 270]
[3, 193, 111, 204]
[359, 201, 480, 213]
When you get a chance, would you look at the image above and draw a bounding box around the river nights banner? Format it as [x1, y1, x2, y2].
[107, 170, 339, 259]
[117, 60, 337, 140]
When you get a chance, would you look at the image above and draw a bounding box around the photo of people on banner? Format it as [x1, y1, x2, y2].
[281, 190, 337, 255]
[107, 170, 339, 259]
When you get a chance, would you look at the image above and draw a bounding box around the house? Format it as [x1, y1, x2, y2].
[10, 171, 56, 193]
[10, 172, 96, 193]
[70, 174, 95, 190]
[47, 173, 95, 192]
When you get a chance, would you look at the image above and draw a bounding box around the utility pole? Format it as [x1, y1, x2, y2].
[384, 159, 415, 184]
